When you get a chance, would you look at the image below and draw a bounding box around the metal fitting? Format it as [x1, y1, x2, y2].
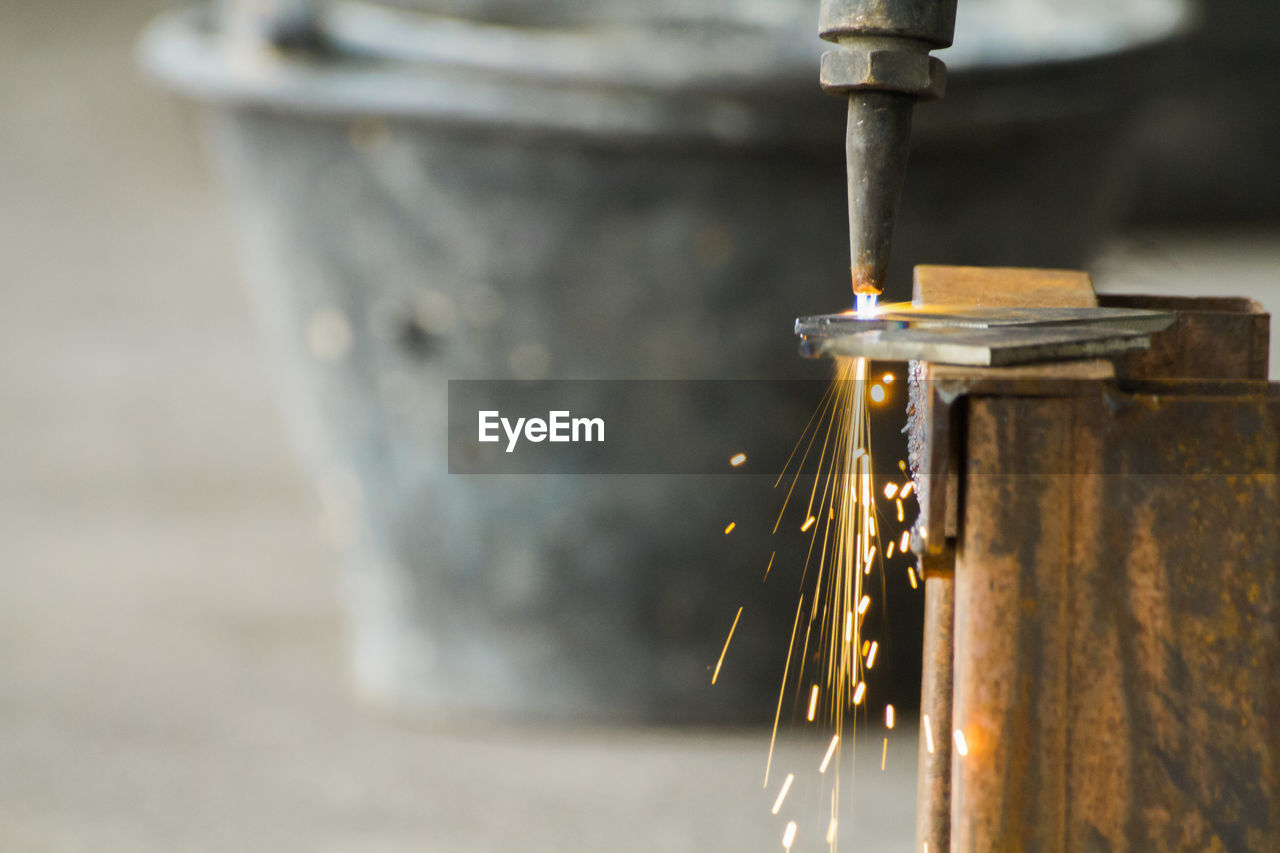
[820, 47, 947, 99]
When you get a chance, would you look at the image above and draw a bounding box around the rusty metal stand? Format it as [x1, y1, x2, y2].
[906, 266, 1279, 852]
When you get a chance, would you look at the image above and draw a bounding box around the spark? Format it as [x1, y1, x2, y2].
[826, 818, 837, 844]
[724, 522, 736, 535]
[899, 459, 907, 472]
[711, 607, 743, 685]
[763, 551, 775, 580]
[771, 774, 795, 814]
[883, 373, 894, 384]
[896, 498, 904, 521]
[923, 715, 935, 754]
[844, 611, 853, 642]
[881, 737, 888, 770]
[730, 452, 747, 467]
[865, 545, 876, 563]
[869, 384, 886, 403]
[908, 566, 918, 589]
[900, 530, 910, 551]
[857, 595, 870, 615]
[853, 681, 866, 704]
[807, 685, 820, 721]
[819, 735, 839, 773]
[886, 541, 896, 559]
[782, 821, 798, 850]
[801, 516, 816, 532]
[954, 730, 969, 757]
[886, 704, 895, 729]
[764, 596, 804, 787]
[883, 482, 899, 499]
[866, 641, 878, 669]
[901, 481, 914, 498]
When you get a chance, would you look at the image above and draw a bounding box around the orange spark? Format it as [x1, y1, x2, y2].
[819, 735, 840, 773]
[711, 606, 743, 685]
[771, 774, 795, 814]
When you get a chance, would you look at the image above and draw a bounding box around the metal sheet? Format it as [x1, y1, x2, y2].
[808, 325, 1151, 366]
[796, 305, 1175, 338]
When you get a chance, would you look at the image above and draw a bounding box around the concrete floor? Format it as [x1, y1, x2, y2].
[1, 2, 1277, 852]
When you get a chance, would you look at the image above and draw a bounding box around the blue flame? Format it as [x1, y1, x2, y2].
[854, 292, 879, 318]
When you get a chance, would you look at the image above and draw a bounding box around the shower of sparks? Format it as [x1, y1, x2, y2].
[923, 715, 935, 754]
[886, 704, 895, 729]
[819, 735, 839, 773]
[772, 774, 795, 814]
[954, 730, 969, 757]
[711, 326, 924, 852]
[724, 522, 736, 535]
[759, 353, 896, 852]
[711, 606, 743, 685]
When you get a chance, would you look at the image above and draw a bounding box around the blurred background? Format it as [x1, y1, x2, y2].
[2, 0, 1278, 850]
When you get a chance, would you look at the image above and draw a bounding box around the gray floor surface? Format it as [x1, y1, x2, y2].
[1, 3, 1277, 852]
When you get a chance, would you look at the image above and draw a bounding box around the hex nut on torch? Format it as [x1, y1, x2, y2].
[820, 48, 947, 100]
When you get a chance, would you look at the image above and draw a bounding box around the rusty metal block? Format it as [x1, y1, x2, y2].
[906, 265, 1279, 853]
